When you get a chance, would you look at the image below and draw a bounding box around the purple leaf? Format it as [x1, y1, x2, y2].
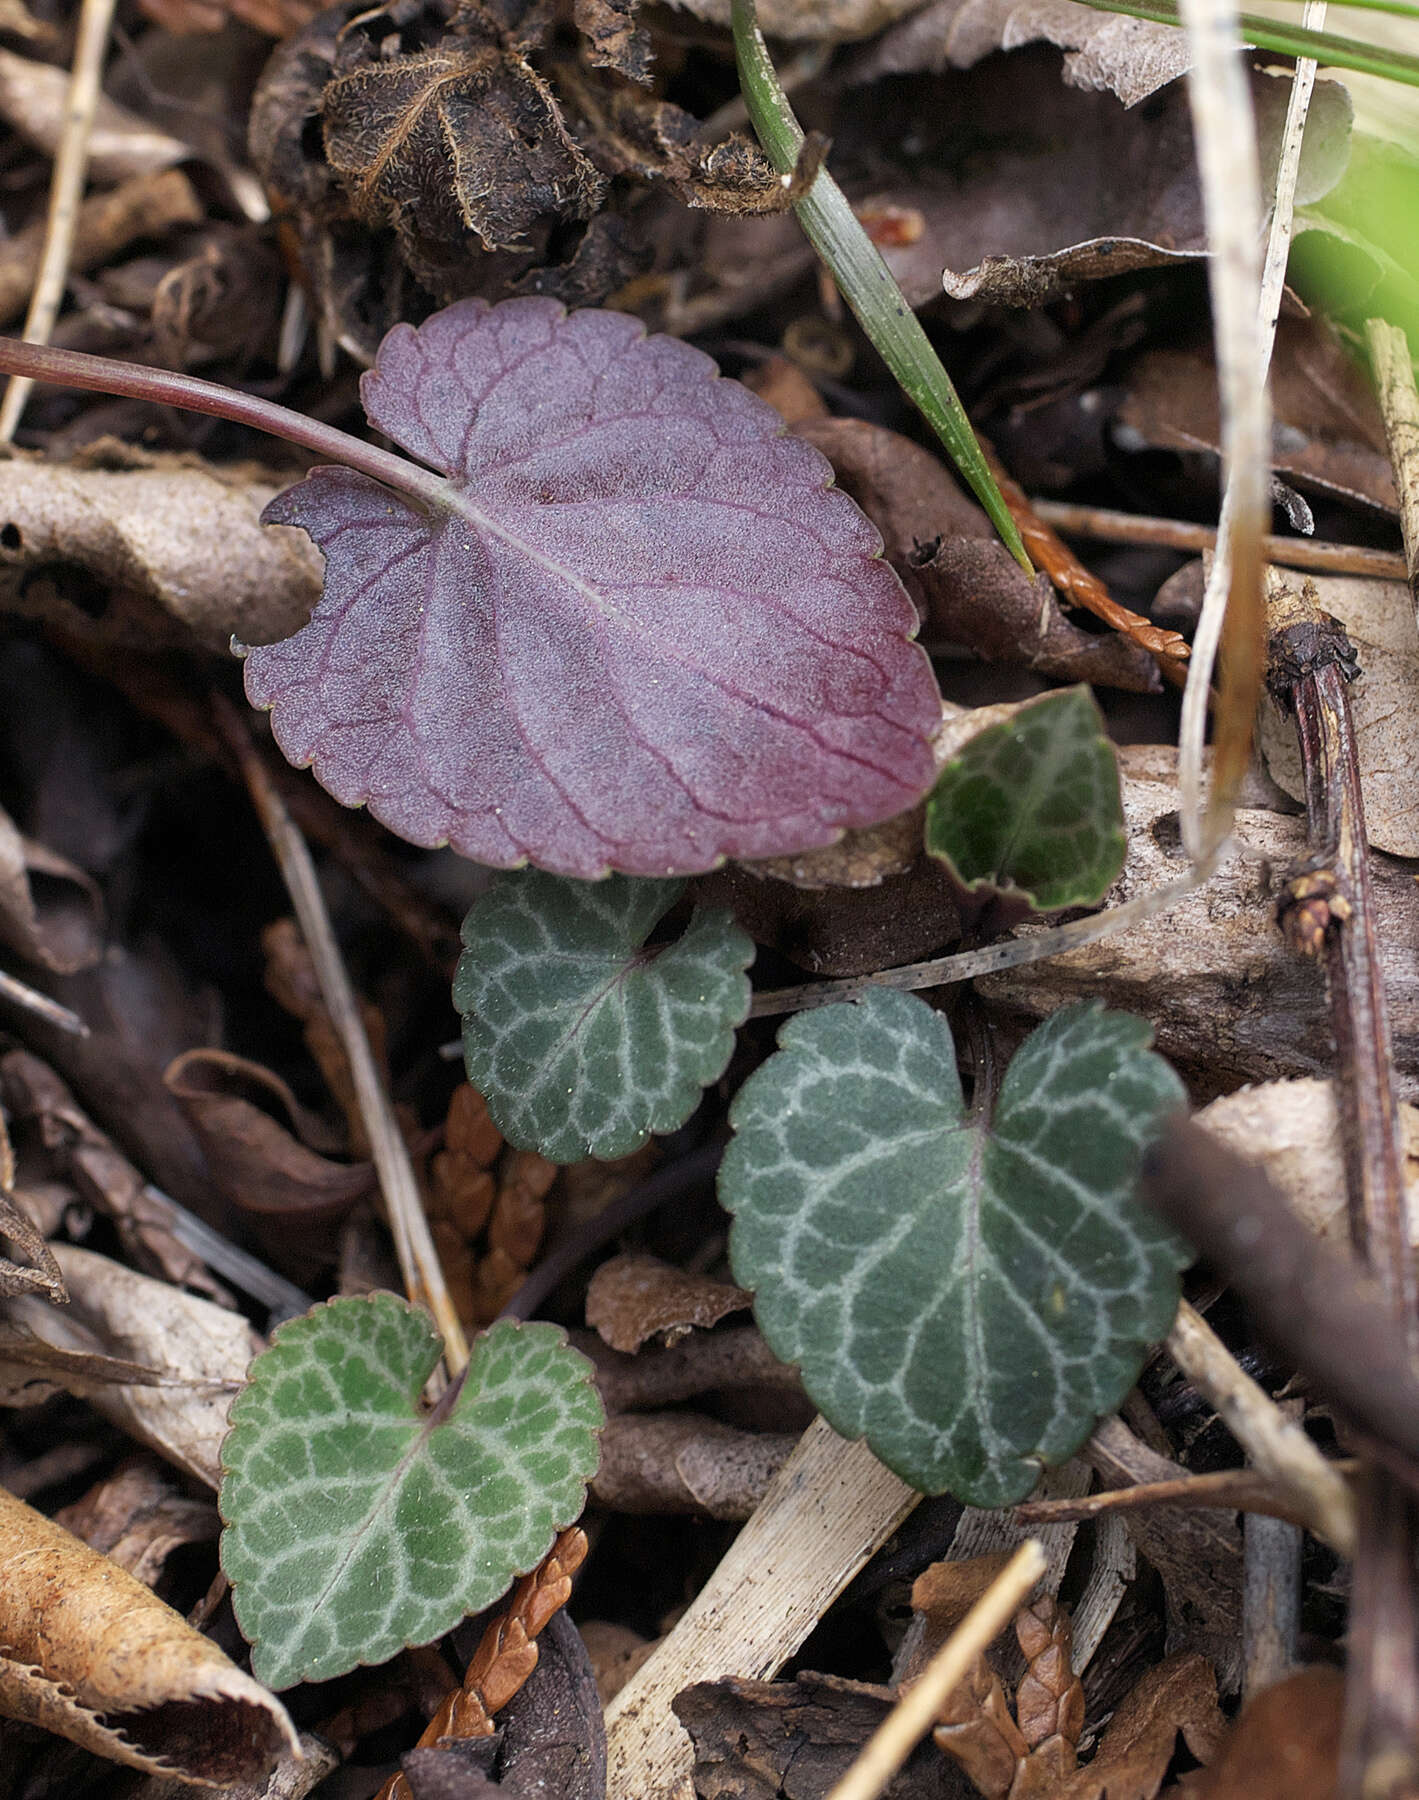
[243, 299, 941, 877]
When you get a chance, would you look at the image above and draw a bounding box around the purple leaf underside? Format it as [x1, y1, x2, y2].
[243, 298, 941, 877]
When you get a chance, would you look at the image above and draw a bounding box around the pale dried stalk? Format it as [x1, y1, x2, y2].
[1365, 318, 1419, 626]
[214, 700, 468, 1377]
[1030, 501, 1409, 583]
[603, 1415, 920, 1800]
[0, 0, 117, 443]
[1175, 0, 1272, 859]
[1167, 1299, 1356, 1556]
[826, 1541, 1047, 1800]
[0, 966, 86, 1036]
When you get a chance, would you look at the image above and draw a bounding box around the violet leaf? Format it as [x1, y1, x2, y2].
[242, 298, 941, 879]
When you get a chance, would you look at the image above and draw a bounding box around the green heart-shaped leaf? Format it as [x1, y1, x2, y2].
[219, 1297, 603, 1689]
[455, 871, 754, 1161]
[925, 687, 1126, 911]
[720, 993, 1186, 1507]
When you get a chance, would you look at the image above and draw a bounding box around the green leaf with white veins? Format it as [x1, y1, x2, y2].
[720, 993, 1186, 1507]
[455, 871, 753, 1161]
[219, 1297, 602, 1690]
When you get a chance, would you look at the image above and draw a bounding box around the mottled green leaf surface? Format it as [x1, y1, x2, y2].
[456, 871, 753, 1161]
[720, 994, 1186, 1506]
[925, 687, 1126, 911]
[219, 1297, 602, 1689]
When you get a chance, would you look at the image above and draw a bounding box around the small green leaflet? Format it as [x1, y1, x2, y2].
[720, 994, 1187, 1507]
[219, 1297, 602, 1689]
[455, 872, 754, 1161]
[925, 687, 1126, 911]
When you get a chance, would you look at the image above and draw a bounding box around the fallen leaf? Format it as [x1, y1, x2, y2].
[823, 58, 1350, 308]
[54, 1456, 219, 1588]
[2, 1242, 256, 1487]
[2, 1049, 231, 1301]
[1258, 572, 1419, 855]
[1177, 1667, 1341, 1800]
[0, 1188, 65, 1303]
[1064, 1653, 1225, 1800]
[0, 1319, 182, 1406]
[1195, 1078, 1419, 1247]
[0, 453, 321, 651]
[933, 1648, 1028, 1800]
[0, 46, 189, 183]
[586, 1253, 751, 1354]
[164, 1047, 375, 1272]
[0, 805, 103, 973]
[674, 1671, 962, 1797]
[0, 1482, 296, 1783]
[848, 0, 1192, 106]
[245, 298, 941, 879]
[1118, 316, 1396, 517]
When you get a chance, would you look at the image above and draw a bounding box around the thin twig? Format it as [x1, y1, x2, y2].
[1015, 1461, 1359, 1531]
[0, 0, 118, 443]
[212, 696, 468, 1377]
[1365, 318, 1419, 625]
[1165, 1298, 1356, 1557]
[1030, 502, 1408, 583]
[0, 967, 88, 1036]
[825, 1541, 1046, 1800]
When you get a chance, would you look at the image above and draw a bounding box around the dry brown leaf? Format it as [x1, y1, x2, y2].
[824, 60, 1349, 309]
[913, 1552, 1014, 1647]
[0, 1318, 183, 1406]
[1175, 1667, 1341, 1800]
[133, 1734, 340, 1800]
[849, 0, 1191, 105]
[54, 1456, 218, 1588]
[376, 1528, 589, 1800]
[1014, 1596, 1084, 1752]
[793, 416, 1158, 692]
[0, 806, 103, 973]
[1, 1049, 229, 1301]
[164, 1047, 375, 1271]
[1257, 572, 1419, 854]
[975, 741, 1419, 1100]
[0, 46, 189, 183]
[1064, 1654, 1224, 1800]
[667, 0, 930, 39]
[2, 1243, 255, 1486]
[0, 1483, 296, 1783]
[586, 1253, 751, 1354]
[0, 455, 321, 651]
[0, 1186, 65, 1302]
[1195, 1078, 1419, 1247]
[1118, 316, 1396, 517]
[934, 1651, 1029, 1800]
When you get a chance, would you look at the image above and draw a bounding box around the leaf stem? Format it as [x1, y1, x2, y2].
[730, 0, 1032, 573]
[0, 336, 448, 508]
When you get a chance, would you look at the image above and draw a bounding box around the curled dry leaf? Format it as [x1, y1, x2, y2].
[586, 1253, 751, 1354]
[2, 1243, 255, 1487]
[0, 1483, 297, 1784]
[0, 1319, 181, 1407]
[933, 1649, 1028, 1800]
[572, 1321, 803, 1414]
[1, 1049, 229, 1301]
[0, 455, 321, 651]
[0, 46, 189, 184]
[164, 1047, 375, 1272]
[0, 1188, 65, 1303]
[848, 0, 1192, 106]
[54, 1456, 219, 1588]
[1063, 1652, 1224, 1800]
[0, 806, 103, 974]
[824, 58, 1349, 309]
[1196, 1077, 1419, 1248]
[1259, 572, 1419, 855]
[795, 416, 1159, 692]
[1117, 316, 1396, 517]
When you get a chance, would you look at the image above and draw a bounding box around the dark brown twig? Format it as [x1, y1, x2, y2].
[1262, 570, 1419, 1800]
[1015, 1457, 1359, 1533]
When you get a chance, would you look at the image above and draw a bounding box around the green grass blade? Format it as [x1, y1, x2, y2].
[731, 0, 1032, 572]
[1076, 0, 1419, 85]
